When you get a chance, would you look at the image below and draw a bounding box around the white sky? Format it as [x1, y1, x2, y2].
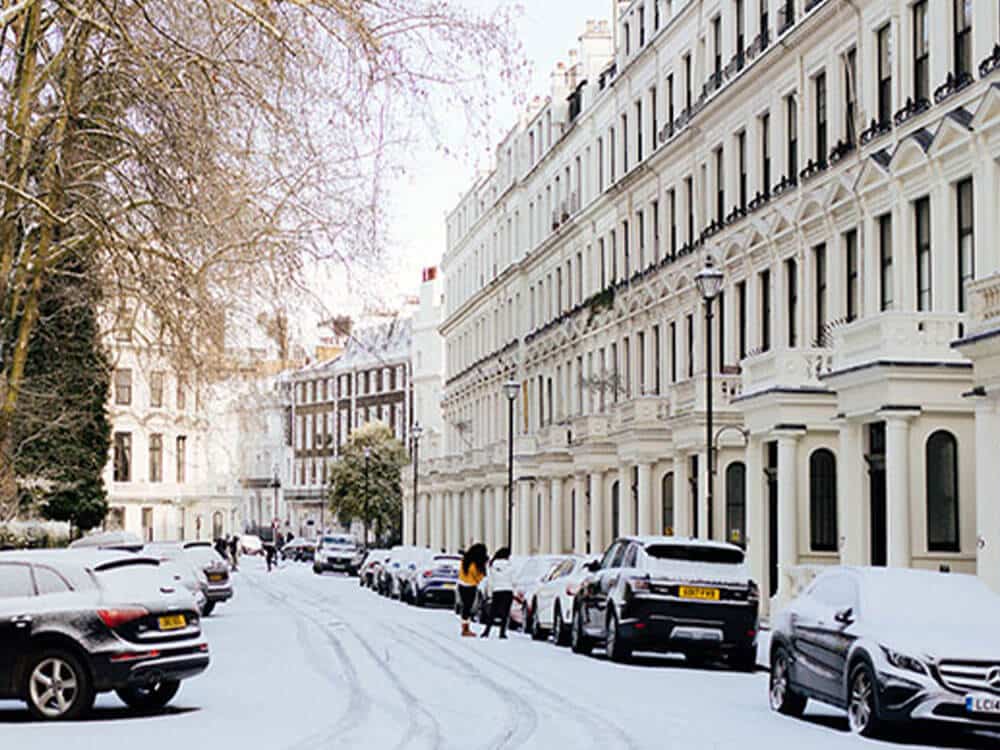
[302, 0, 613, 348]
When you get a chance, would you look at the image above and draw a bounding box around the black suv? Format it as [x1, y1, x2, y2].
[570, 536, 759, 669]
[0, 550, 209, 720]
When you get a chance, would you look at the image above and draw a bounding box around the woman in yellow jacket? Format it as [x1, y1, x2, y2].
[457, 543, 488, 637]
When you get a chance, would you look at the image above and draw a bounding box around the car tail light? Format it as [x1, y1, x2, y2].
[748, 581, 760, 602]
[565, 584, 578, 596]
[423, 570, 432, 578]
[634, 622, 646, 630]
[110, 649, 161, 663]
[98, 607, 149, 629]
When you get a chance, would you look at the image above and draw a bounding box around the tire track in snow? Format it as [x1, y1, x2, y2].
[413, 625, 639, 750]
[398, 624, 539, 750]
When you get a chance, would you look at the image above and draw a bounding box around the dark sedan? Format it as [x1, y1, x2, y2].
[571, 536, 759, 669]
[0, 550, 209, 720]
[411, 554, 461, 607]
[182, 542, 234, 615]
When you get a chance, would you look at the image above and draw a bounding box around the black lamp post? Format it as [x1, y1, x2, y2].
[363, 446, 371, 547]
[270, 472, 281, 543]
[411, 423, 423, 546]
[694, 255, 724, 540]
[503, 380, 520, 549]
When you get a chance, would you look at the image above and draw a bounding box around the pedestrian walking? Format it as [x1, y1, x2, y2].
[265, 542, 277, 572]
[229, 535, 240, 571]
[481, 547, 514, 639]
[457, 543, 487, 638]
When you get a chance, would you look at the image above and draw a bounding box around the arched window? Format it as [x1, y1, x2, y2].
[809, 449, 838, 552]
[725, 462, 747, 547]
[661, 473, 675, 535]
[926, 430, 959, 552]
[611, 481, 620, 539]
[212, 511, 223, 539]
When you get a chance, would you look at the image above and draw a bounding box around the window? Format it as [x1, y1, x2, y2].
[760, 269, 771, 352]
[759, 0, 769, 44]
[877, 24, 892, 125]
[957, 178, 975, 312]
[737, 280, 747, 359]
[715, 147, 725, 221]
[712, 16, 722, 78]
[915, 196, 932, 311]
[114, 368, 132, 406]
[637, 210, 645, 267]
[686, 314, 694, 378]
[651, 200, 660, 261]
[913, 1, 929, 101]
[844, 47, 857, 144]
[624, 21, 631, 55]
[0, 564, 34, 598]
[668, 189, 677, 257]
[761, 112, 771, 191]
[650, 87, 657, 154]
[149, 433, 163, 483]
[814, 244, 827, 344]
[597, 137, 604, 191]
[786, 259, 798, 347]
[845, 229, 859, 322]
[786, 94, 797, 178]
[622, 114, 629, 173]
[926, 430, 960, 552]
[34, 566, 71, 595]
[684, 54, 693, 109]
[670, 321, 678, 382]
[637, 331, 646, 393]
[667, 73, 675, 126]
[735, 0, 746, 61]
[879, 213, 894, 310]
[814, 72, 827, 162]
[717, 289, 725, 372]
[809, 449, 838, 552]
[113, 432, 132, 482]
[737, 131, 747, 209]
[726, 462, 747, 547]
[623, 336, 631, 396]
[638, 6, 645, 45]
[662, 472, 675, 535]
[610, 127, 616, 180]
[636, 100, 643, 162]
[176, 435, 187, 483]
[150, 371, 164, 408]
[653, 325, 661, 394]
[954, 0, 973, 77]
[685, 177, 694, 243]
[176, 376, 186, 410]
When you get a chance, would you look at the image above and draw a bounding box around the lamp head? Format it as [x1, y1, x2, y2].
[363, 446, 372, 458]
[694, 254, 725, 301]
[411, 423, 423, 440]
[502, 380, 521, 402]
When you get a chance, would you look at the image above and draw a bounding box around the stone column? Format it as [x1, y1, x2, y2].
[838, 420, 865, 565]
[885, 414, 913, 568]
[637, 462, 654, 535]
[776, 431, 802, 601]
[619, 462, 635, 535]
[495, 484, 507, 550]
[673, 452, 690, 537]
[403, 492, 413, 545]
[744, 437, 768, 602]
[517, 481, 532, 556]
[976, 396, 1000, 592]
[550, 476, 564, 554]
[431, 491, 444, 552]
[589, 471, 605, 554]
[538, 480, 552, 553]
[471, 486, 483, 546]
[484, 488, 495, 552]
[574, 474, 588, 555]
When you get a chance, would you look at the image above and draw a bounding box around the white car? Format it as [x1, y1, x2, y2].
[512, 554, 571, 632]
[530, 556, 596, 645]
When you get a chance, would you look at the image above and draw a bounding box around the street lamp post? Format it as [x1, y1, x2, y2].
[502, 380, 521, 549]
[363, 446, 371, 548]
[270, 472, 281, 544]
[694, 255, 725, 541]
[411, 424, 423, 546]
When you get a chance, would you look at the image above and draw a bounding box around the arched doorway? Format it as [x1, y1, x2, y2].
[661, 473, 675, 535]
[195, 515, 203, 541]
[725, 462, 747, 547]
[212, 511, 224, 540]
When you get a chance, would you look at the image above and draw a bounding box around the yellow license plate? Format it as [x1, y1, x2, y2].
[158, 614, 186, 630]
[208, 573, 225, 582]
[442, 583, 455, 589]
[679, 586, 720, 601]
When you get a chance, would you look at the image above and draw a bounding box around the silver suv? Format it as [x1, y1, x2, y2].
[313, 534, 363, 576]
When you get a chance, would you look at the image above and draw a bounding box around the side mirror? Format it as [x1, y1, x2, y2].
[834, 607, 854, 626]
[585, 560, 600, 573]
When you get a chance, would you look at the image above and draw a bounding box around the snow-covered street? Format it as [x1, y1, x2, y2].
[2, 558, 995, 750]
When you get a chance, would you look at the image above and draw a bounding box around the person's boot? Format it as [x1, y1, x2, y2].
[461, 622, 474, 638]
[480, 625, 491, 639]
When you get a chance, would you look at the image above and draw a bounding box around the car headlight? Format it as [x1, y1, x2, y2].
[881, 646, 927, 675]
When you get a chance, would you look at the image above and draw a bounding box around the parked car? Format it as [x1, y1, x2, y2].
[531, 556, 594, 645]
[142, 543, 211, 615]
[359, 549, 389, 588]
[571, 536, 759, 668]
[239, 534, 263, 556]
[313, 534, 363, 575]
[769, 566, 1000, 737]
[0, 550, 209, 720]
[511, 555, 567, 632]
[281, 538, 316, 562]
[182, 542, 233, 615]
[410, 553, 461, 606]
[68, 530, 144, 552]
[380, 546, 423, 598]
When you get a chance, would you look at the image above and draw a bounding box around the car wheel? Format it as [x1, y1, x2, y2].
[605, 608, 631, 663]
[115, 680, 181, 711]
[552, 605, 570, 647]
[313, 564, 322, 575]
[570, 607, 592, 655]
[530, 603, 547, 641]
[24, 649, 94, 721]
[769, 647, 807, 717]
[202, 601, 216, 617]
[415, 591, 424, 608]
[847, 661, 883, 738]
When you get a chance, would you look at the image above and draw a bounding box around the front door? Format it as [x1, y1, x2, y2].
[868, 423, 887, 567]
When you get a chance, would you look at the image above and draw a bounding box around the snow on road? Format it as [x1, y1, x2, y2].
[2, 557, 996, 750]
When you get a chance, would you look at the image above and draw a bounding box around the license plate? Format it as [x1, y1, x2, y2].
[158, 614, 186, 630]
[966, 695, 1000, 714]
[678, 586, 720, 601]
[442, 583, 455, 590]
[208, 573, 225, 582]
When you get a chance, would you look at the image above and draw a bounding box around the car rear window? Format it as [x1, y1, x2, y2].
[185, 547, 224, 566]
[322, 536, 354, 546]
[644, 544, 745, 564]
[95, 561, 173, 598]
[0, 563, 35, 598]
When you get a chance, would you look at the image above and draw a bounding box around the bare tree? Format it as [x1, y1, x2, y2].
[0, 0, 523, 515]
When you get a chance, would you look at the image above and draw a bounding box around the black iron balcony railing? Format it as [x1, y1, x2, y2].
[799, 158, 828, 182]
[933, 71, 974, 104]
[980, 43, 1000, 78]
[747, 190, 771, 212]
[893, 97, 931, 127]
[828, 139, 855, 164]
[859, 118, 891, 146]
[777, 4, 796, 35]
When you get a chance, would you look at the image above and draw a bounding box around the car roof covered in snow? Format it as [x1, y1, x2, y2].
[0, 547, 159, 571]
[618, 535, 744, 552]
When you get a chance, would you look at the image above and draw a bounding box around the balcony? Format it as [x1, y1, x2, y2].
[829, 312, 968, 374]
[536, 423, 571, 453]
[966, 273, 1000, 337]
[741, 347, 833, 397]
[571, 414, 611, 444]
[663, 373, 742, 420]
[611, 396, 665, 430]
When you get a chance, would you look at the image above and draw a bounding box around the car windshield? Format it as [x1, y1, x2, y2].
[644, 544, 744, 564]
[322, 536, 354, 546]
[517, 557, 559, 581]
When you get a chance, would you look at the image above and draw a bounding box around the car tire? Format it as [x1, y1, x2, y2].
[313, 564, 322, 575]
[24, 648, 95, 721]
[202, 601, 216, 617]
[414, 591, 424, 607]
[552, 605, 570, 647]
[769, 646, 807, 717]
[570, 607, 592, 655]
[115, 680, 181, 712]
[530, 604, 547, 641]
[605, 608, 631, 663]
[847, 660, 884, 738]
[729, 646, 757, 673]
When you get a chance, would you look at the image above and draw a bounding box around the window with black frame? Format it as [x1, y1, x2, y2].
[809, 449, 838, 552]
[926, 430, 960, 552]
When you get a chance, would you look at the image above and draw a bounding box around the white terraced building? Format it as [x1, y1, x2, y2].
[407, 0, 1000, 609]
